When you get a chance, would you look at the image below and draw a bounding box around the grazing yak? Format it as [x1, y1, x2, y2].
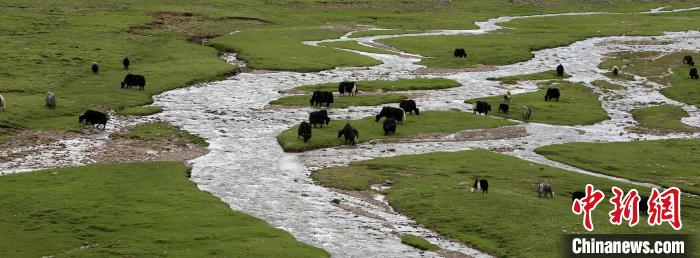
[545, 88, 560, 101]
[338, 81, 358, 96]
[79, 110, 109, 128]
[0, 94, 5, 111]
[498, 103, 509, 113]
[91, 62, 99, 74]
[337, 123, 359, 145]
[522, 106, 532, 120]
[45, 91, 56, 109]
[375, 106, 405, 124]
[383, 117, 397, 136]
[684, 55, 694, 66]
[399, 99, 420, 115]
[309, 110, 331, 128]
[690, 68, 699, 80]
[537, 183, 554, 198]
[503, 90, 512, 103]
[310, 91, 334, 107]
[556, 64, 565, 77]
[471, 179, 489, 194]
[123, 57, 130, 70]
[571, 191, 586, 202]
[121, 74, 146, 90]
[473, 100, 491, 116]
[453, 48, 467, 58]
[639, 195, 649, 215]
[297, 121, 312, 143]
[611, 66, 619, 76]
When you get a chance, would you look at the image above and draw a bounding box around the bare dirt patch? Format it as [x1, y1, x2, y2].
[90, 138, 208, 164]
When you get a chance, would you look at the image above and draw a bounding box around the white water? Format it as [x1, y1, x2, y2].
[3, 6, 700, 257]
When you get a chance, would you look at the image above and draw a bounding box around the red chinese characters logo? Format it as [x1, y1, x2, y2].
[608, 187, 640, 227]
[648, 187, 682, 230]
[572, 184, 605, 231]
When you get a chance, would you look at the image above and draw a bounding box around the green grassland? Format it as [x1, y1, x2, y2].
[536, 139, 700, 195]
[318, 41, 395, 55]
[277, 111, 515, 152]
[380, 10, 700, 68]
[311, 150, 700, 257]
[630, 104, 697, 134]
[0, 162, 327, 257]
[295, 78, 461, 92]
[466, 81, 609, 125]
[270, 94, 408, 108]
[401, 234, 439, 251]
[113, 121, 209, 147]
[486, 70, 570, 85]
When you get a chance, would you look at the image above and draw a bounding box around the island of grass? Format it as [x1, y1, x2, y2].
[661, 65, 700, 108]
[535, 139, 700, 195]
[295, 78, 461, 93]
[486, 70, 570, 85]
[270, 93, 408, 108]
[311, 150, 700, 257]
[591, 80, 624, 91]
[401, 234, 439, 251]
[114, 121, 209, 147]
[318, 41, 394, 55]
[277, 111, 516, 152]
[630, 104, 698, 134]
[0, 162, 328, 257]
[118, 106, 164, 116]
[602, 71, 635, 81]
[466, 81, 608, 125]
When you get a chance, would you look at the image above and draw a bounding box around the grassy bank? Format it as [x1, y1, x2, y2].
[591, 80, 624, 91]
[311, 150, 700, 257]
[295, 78, 461, 92]
[535, 139, 700, 195]
[277, 111, 515, 152]
[401, 235, 439, 251]
[630, 104, 697, 134]
[0, 162, 327, 257]
[466, 81, 608, 125]
[270, 94, 408, 108]
[113, 122, 209, 147]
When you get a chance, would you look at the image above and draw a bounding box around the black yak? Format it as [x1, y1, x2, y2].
[79, 110, 109, 128]
[375, 106, 405, 124]
[0, 94, 5, 111]
[338, 81, 357, 96]
[383, 117, 397, 136]
[611, 66, 619, 76]
[91, 62, 99, 74]
[690, 68, 699, 80]
[298, 121, 312, 143]
[399, 99, 420, 115]
[556, 64, 565, 77]
[545, 88, 560, 101]
[473, 100, 491, 116]
[537, 183, 553, 198]
[683, 55, 694, 66]
[121, 74, 146, 90]
[337, 123, 359, 145]
[572, 191, 585, 202]
[498, 103, 509, 113]
[639, 195, 649, 215]
[471, 179, 488, 194]
[310, 91, 334, 107]
[309, 110, 331, 128]
[123, 57, 130, 70]
[453, 48, 467, 58]
[522, 106, 532, 120]
[45, 91, 56, 109]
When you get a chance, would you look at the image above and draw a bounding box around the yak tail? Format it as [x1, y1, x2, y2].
[402, 110, 406, 122]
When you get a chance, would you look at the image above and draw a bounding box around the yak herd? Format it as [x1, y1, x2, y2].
[0, 57, 150, 129]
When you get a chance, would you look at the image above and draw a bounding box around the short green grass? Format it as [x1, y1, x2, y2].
[591, 80, 624, 90]
[466, 81, 609, 125]
[536, 139, 700, 195]
[295, 78, 461, 92]
[318, 41, 395, 55]
[270, 93, 408, 108]
[630, 104, 697, 134]
[113, 122, 208, 147]
[311, 150, 700, 257]
[277, 111, 515, 152]
[661, 65, 700, 108]
[401, 234, 439, 251]
[117, 106, 164, 116]
[0, 162, 328, 257]
[348, 29, 421, 38]
[602, 71, 635, 81]
[486, 70, 570, 85]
